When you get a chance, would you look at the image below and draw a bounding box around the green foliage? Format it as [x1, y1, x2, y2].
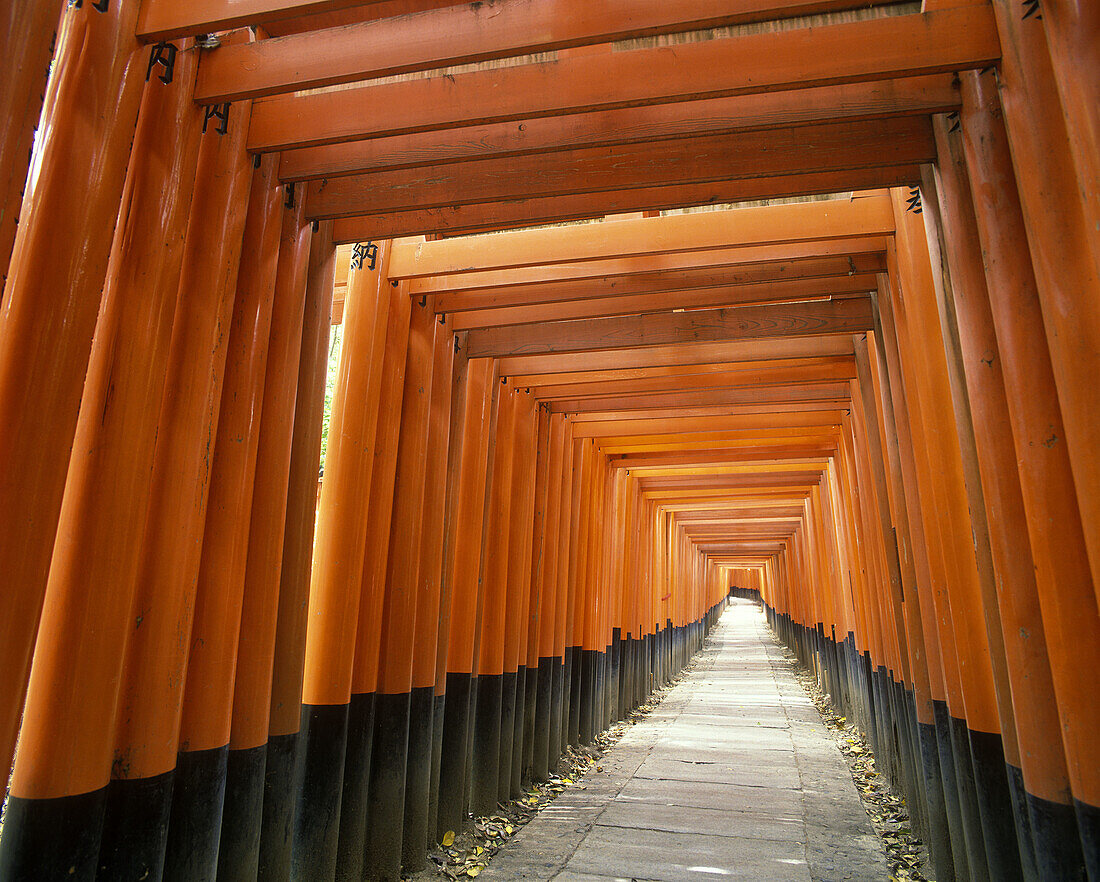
[319, 323, 344, 473]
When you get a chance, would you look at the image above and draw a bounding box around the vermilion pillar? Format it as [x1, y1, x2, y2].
[163, 156, 284, 882]
[218, 194, 312, 881]
[0, 0, 62, 290]
[0, 0, 146, 807]
[961, 69, 1099, 876]
[404, 315, 455, 869]
[366, 295, 438, 882]
[0, 46, 203, 880]
[295, 240, 394, 880]
[436, 358, 495, 839]
[260, 220, 336, 881]
[100, 97, 255, 882]
[470, 382, 518, 817]
[337, 268, 411, 882]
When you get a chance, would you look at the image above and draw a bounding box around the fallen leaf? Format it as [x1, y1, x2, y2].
[442, 831, 455, 847]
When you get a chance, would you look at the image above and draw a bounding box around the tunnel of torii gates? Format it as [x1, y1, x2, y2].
[0, 0, 1098, 881]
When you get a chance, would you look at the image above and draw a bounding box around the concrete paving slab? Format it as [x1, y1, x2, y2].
[563, 826, 811, 882]
[481, 601, 889, 882]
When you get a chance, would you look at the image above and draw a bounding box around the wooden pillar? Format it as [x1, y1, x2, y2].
[502, 391, 537, 799]
[427, 340, 470, 844]
[337, 269, 411, 882]
[865, 326, 955, 874]
[0, 0, 62, 290]
[98, 97, 254, 881]
[436, 358, 495, 839]
[532, 413, 565, 781]
[0, 0, 146, 805]
[961, 69, 1099, 875]
[877, 273, 976, 882]
[163, 156, 284, 882]
[366, 295, 438, 882]
[551, 424, 576, 763]
[989, 0, 1100, 609]
[403, 315, 456, 868]
[1033, 0, 1100, 250]
[218, 193, 312, 881]
[294, 240, 394, 879]
[0, 47, 202, 879]
[470, 382, 517, 817]
[259, 220, 336, 881]
[929, 114, 1073, 879]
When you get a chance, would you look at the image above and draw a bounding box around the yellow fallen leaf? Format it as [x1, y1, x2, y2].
[442, 831, 455, 847]
[466, 867, 481, 877]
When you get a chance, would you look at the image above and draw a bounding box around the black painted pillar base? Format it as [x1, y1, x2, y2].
[509, 667, 527, 797]
[436, 674, 472, 840]
[522, 663, 537, 784]
[1073, 797, 1098, 882]
[497, 670, 517, 804]
[217, 742, 266, 881]
[0, 787, 108, 882]
[364, 691, 411, 882]
[470, 673, 502, 818]
[164, 745, 229, 882]
[967, 727, 1024, 881]
[549, 656, 565, 768]
[427, 691, 447, 847]
[933, 701, 972, 882]
[567, 646, 581, 748]
[402, 686, 435, 871]
[293, 703, 349, 882]
[335, 691, 376, 882]
[258, 730, 299, 881]
[533, 656, 554, 781]
[96, 770, 173, 882]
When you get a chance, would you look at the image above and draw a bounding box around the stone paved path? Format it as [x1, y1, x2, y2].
[481, 599, 890, 882]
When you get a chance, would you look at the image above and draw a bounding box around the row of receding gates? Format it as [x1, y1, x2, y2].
[0, 1, 1098, 881]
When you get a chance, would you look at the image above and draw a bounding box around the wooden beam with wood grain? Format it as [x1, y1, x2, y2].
[329, 167, 916, 242]
[246, 6, 998, 151]
[305, 117, 935, 220]
[465, 297, 874, 358]
[388, 195, 894, 277]
[279, 76, 958, 180]
[197, 0, 904, 103]
[448, 277, 876, 330]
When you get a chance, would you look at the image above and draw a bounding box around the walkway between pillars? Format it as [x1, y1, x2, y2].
[482, 600, 890, 882]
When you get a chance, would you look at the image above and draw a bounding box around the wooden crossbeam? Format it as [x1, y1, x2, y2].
[571, 410, 846, 438]
[640, 472, 823, 490]
[261, 0, 469, 35]
[520, 356, 858, 395]
[449, 279, 876, 330]
[198, 0, 889, 102]
[627, 461, 831, 476]
[549, 383, 851, 414]
[306, 117, 934, 219]
[329, 167, 916, 242]
[466, 297, 874, 358]
[497, 335, 858, 376]
[608, 447, 837, 468]
[432, 255, 885, 311]
[247, 6, 998, 151]
[137, 0, 376, 41]
[599, 428, 841, 453]
[411, 238, 888, 295]
[280, 76, 958, 180]
[388, 195, 893, 277]
[569, 401, 849, 422]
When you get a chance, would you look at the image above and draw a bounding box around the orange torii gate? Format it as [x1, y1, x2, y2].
[0, 1, 1097, 881]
